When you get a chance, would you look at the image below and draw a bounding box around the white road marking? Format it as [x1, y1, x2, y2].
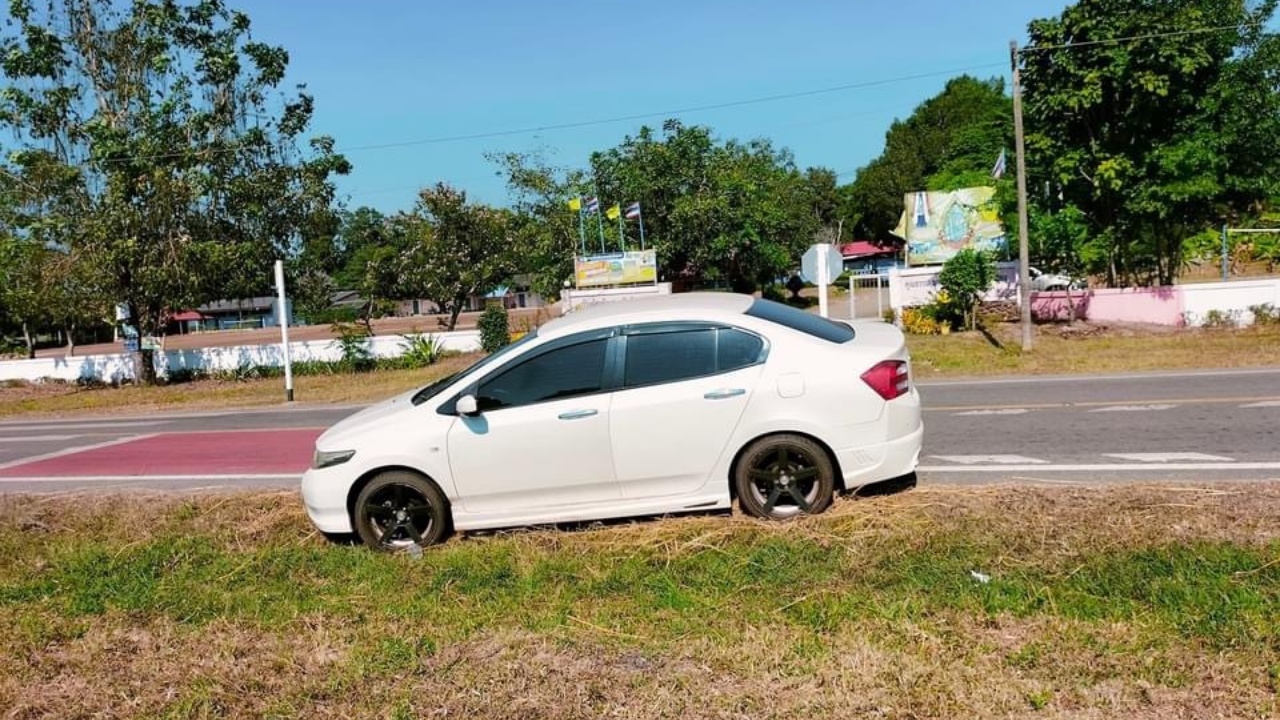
[916, 367, 1280, 387]
[0, 473, 300, 483]
[1088, 404, 1176, 413]
[0, 434, 157, 472]
[1104, 452, 1234, 463]
[0, 421, 162, 432]
[1241, 400, 1280, 408]
[952, 409, 1030, 416]
[0, 435, 78, 443]
[919, 462, 1280, 473]
[931, 455, 1049, 465]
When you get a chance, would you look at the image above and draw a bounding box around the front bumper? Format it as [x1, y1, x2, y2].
[301, 466, 355, 534]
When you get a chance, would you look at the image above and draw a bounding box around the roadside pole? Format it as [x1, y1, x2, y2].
[818, 245, 830, 319]
[273, 260, 295, 402]
[1011, 40, 1034, 352]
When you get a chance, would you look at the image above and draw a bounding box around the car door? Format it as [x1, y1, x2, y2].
[609, 323, 767, 499]
[446, 332, 620, 514]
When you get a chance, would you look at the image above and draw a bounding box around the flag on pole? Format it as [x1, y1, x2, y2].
[624, 201, 641, 220]
[605, 204, 620, 221]
[992, 148, 1007, 179]
[567, 197, 582, 212]
[583, 197, 600, 214]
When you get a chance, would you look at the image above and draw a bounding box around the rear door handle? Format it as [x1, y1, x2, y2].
[558, 409, 599, 420]
[704, 388, 746, 400]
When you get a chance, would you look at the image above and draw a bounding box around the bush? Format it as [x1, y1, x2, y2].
[938, 249, 996, 331]
[163, 367, 208, 385]
[1200, 309, 1241, 329]
[1249, 303, 1280, 326]
[331, 322, 375, 372]
[397, 332, 444, 369]
[478, 303, 510, 354]
[900, 307, 941, 335]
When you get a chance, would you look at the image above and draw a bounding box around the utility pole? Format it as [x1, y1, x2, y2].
[1011, 40, 1033, 352]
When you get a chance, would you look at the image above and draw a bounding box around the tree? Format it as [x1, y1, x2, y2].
[0, 0, 350, 382]
[1020, 0, 1280, 287]
[396, 183, 514, 331]
[846, 76, 1012, 240]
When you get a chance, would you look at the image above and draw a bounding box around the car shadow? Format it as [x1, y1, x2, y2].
[846, 472, 918, 498]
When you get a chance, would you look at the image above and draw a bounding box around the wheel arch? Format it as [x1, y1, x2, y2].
[345, 465, 452, 524]
[726, 430, 845, 500]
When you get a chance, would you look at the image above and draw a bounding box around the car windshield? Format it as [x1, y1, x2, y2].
[410, 329, 539, 406]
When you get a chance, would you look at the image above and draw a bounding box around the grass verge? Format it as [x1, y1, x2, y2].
[1, 484, 1277, 718]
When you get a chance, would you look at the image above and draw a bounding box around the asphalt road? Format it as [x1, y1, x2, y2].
[0, 367, 1277, 493]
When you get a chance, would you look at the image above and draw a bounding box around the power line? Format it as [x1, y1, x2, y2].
[1018, 21, 1266, 54]
[333, 63, 1006, 154]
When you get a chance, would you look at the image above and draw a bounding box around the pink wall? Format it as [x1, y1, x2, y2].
[1032, 287, 1185, 325]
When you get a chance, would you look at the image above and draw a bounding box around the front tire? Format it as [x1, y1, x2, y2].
[734, 434, 835, 520]
[353, 471, 451, 550]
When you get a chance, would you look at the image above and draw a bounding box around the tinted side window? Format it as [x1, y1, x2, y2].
[476, 339, 607, 410]
[624, 329, 716, 387]
[718, 328, 765, 371]
[744, 298, 855, 343]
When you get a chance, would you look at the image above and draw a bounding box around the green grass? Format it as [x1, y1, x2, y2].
[1, 485, 1279, 717]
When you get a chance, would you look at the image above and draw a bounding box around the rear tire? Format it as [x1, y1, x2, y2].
[734, 434, 835, 520]
[353, 471, 451, 550]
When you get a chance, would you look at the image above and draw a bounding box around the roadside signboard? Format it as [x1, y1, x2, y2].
[574, 250, 657, 288]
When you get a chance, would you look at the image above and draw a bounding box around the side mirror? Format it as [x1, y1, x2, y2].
[456, 394, 479, 416]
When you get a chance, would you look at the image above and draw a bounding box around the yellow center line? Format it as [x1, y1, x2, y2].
[924, 396, 1280, 413]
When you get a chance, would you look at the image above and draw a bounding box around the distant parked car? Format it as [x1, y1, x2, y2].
[301, 293, 923, 550]
[1029, 266, 1084, 291]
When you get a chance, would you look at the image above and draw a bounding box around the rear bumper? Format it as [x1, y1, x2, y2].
[835, 421, 923, 489]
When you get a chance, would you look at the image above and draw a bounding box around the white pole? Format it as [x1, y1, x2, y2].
[273, 260, 294, 402]
[818, 243, 830, 319]
[849, 273, 856, 321]
[877, 272, 885, 321]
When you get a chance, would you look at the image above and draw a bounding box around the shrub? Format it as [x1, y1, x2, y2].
[163, 367, 208, 385]
[1249, 303, 1280, 326]
[398, 332, 444, 369]
[478, 303, 510, 354]
[1200, 309, 1241, 329]
[900, 307, 941, 335]
[331, 322, 375, 372]
[938, 250, 996, 331]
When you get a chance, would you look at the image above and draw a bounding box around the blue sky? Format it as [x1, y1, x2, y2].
[240, 0, 1072, 214]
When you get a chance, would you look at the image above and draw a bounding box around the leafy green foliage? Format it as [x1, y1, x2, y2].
[397, 333, 444, 368]
[1020, 0, 1280, 286]
[938, 249, 996, 331]
[395, 184, 515, 330]
[478, 304, 510, 354]
[495, 121, 832, 295]
[330, 322, 374, 373]
[847, 76, 1012, 240]
[0, 0, 350, 381]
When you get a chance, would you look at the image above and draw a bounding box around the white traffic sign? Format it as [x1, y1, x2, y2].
[800, 243, 844, 285]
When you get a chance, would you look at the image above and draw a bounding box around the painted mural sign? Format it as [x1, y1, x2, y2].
[892, 186, 1007, 266]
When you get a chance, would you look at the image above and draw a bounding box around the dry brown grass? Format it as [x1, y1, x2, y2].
[1, 484, 1277, 718]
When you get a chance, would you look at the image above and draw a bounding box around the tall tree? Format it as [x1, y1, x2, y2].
[396, 183, 514, 331]
[0, 0, 350, 382]
[1021, 0, 1280, 286]
[847, 76, 1012, 240]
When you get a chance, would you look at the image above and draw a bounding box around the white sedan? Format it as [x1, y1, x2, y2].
[301, 293, 923, 549]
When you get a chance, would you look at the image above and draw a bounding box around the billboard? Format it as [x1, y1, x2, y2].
[574, 250, 657, 288]
[892, 187, 1006, 266]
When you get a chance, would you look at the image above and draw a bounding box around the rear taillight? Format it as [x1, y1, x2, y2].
[861, 360, 910, 401]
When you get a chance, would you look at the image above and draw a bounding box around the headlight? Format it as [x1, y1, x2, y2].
[312, 448, 356, 469]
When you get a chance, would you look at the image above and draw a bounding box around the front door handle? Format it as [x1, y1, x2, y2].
[704, 388, 747, 400]
[558, 409, 599, 420]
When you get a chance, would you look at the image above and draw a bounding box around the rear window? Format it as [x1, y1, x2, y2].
[744, 298, 856, 343]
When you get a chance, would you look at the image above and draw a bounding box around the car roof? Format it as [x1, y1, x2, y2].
[538, 292, 755, 338]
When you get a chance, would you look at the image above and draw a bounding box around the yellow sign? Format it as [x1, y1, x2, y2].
[574, 250, 657, 288]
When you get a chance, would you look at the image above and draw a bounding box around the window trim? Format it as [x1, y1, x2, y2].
[617, 322, 768, 391]
[437, 327, 617, 415]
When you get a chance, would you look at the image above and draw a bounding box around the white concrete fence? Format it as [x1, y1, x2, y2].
[0, 330, 482, 384]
